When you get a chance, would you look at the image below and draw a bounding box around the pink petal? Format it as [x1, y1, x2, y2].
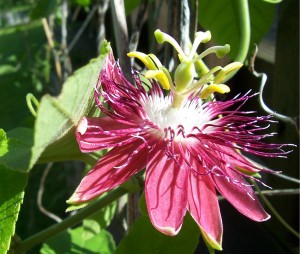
[76, 116, 138, 152]
[219, 145, 262, 174]
[68, 140, 147, 203]
[188, 162, 223, 250]
[145, 142, 188, 236]
[212, 168, 270, 222]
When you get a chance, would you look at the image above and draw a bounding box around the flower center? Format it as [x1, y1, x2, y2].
[144, 93, 210, 136]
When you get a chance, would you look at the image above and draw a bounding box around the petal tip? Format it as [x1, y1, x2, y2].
[156, 226, 180, 236]
[66, 194, 80, 205]
[76, 117, 88, 135]
[256, 212, 271, 222]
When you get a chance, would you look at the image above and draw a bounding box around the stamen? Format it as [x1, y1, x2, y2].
[214, 62, 243, 84]
[192, 44, 230, 62]
[154, 29, 187, 61]
[188, 31, 212, 60]
[200, 84, 230, 99]
[127, 52, 158, 70]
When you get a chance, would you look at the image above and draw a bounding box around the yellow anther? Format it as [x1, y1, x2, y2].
[200, 84, 230, 99]
[214, 62, 243, 84]
[148, 54, 163, 69]
[145, 70, 170, 90]
[160, 67, 173, 88]
[127, 52, 157, 70]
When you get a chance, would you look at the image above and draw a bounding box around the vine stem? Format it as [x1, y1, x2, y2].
[253, 182, 300, 238]
[13, 187, 128, 254]
[235, 0, 250, 62]
[224, 0, 250, 82]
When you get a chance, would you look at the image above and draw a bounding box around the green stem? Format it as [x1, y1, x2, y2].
[224, 0, 251, 82]
[26, 93, 40, 117]
[235, 0, 251, 62]
[253, 182, 300, 239]
[14, 187, 128, 254]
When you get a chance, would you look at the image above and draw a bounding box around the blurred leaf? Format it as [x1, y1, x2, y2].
[0, 165, 28, 254]
[30, 0, 60, 20]
[262, 0, 281, 3]
[198, 0, 275, 60]
[40, 227, 116, 254]
[124, 0, 140, 15]
[31, 44, 111, 168]
[116, 215, 200, 254]
[0, 20, 47, 130]
[138, 191, 148, 216]
[71, 0, 91, 7]
[124, 0, 154, 16]
[0, 128, 33, 172]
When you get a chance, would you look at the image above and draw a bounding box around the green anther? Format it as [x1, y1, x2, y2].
[215, 44, 230, 58]
[188, 31, 212, 60]
[193, 45, 231, 63]
[154, 29, 165, 44]
[154, 29, 187, 61]
[174, 61, 195, 92]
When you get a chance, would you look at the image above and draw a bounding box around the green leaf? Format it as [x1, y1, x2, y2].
[116, 215, 200, 254]
[198, 0, 275, 60]
[0, 165, 28, 254]
[31, 44, 111, 168]
[83, 198, 116, 231]
[40, 227, 116, 254]
[0, 129, 8, 157]
[30, 0, 60, 20]
[0, 128, 33, 172]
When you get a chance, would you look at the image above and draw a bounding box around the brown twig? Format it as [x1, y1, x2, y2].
[42, 18, 62, 82]
[110, 0, 131, 79]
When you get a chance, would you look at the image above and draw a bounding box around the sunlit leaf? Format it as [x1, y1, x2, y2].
[116, 215, 200, 254]
[31, 43, 111, 168]
[0, 128, 33, 172]
[0, 129, 8, 157]
[40, 227, 116, 254]
[0, 165, 28, 254]
[198, 0, 275, 60]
